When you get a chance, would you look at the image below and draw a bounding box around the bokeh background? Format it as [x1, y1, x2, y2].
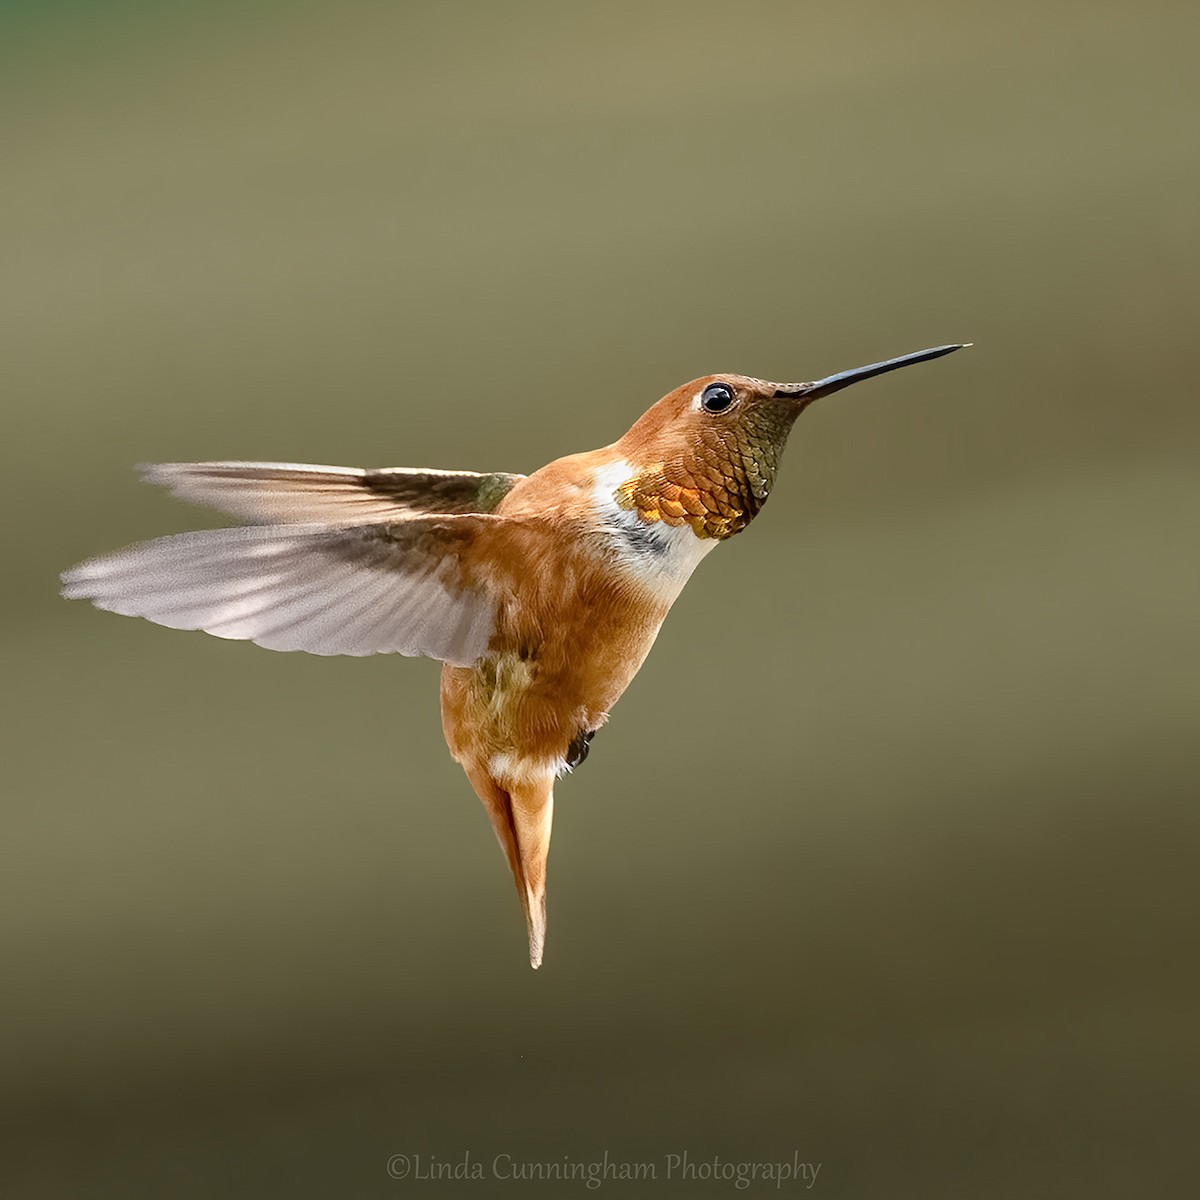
[3, 1, 1197, 1195]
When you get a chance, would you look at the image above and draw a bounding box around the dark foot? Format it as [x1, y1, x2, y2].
[565, 728, 596, 771]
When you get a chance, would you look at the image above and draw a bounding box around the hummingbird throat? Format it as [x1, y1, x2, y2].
[614, 407, 799, 540]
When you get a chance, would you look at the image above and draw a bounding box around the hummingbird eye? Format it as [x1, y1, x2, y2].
[700, 382, 736, 413]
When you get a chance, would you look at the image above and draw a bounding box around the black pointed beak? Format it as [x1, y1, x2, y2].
[775, 343, 970, 402]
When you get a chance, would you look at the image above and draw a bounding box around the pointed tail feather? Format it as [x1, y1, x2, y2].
[509, 781, 554, 969]
[465, 767, 555, 969]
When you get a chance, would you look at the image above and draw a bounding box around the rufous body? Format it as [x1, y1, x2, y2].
[61, 346, 966, 967]
[438, 375, 808, 965]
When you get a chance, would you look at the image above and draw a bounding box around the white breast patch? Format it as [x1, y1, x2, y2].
[590, 458, 718, 604]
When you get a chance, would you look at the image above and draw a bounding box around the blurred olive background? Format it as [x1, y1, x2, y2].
[3, 0, 1198, 1195]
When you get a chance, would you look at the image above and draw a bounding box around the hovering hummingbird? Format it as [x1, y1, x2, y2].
[62, 343, 967, 967]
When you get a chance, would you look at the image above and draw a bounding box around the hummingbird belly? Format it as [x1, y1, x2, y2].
[439, 532, 672, 784]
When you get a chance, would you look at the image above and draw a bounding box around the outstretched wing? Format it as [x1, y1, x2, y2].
[61, 515, 510, 664]
[141, 462, 525, 525]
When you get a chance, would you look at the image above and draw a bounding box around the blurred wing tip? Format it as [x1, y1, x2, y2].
[138, 460, 215, 481]
[61, 560, 111, 590]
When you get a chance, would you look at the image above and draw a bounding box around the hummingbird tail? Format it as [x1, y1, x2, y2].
[465, 767, 554, 969]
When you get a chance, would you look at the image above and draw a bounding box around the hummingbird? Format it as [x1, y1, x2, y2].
[62, 343, 967, 968]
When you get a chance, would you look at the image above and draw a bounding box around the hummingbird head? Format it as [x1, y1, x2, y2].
[613, 344, 969, 541]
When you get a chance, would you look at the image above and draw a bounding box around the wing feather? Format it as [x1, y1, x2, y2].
[140, 462, 524, 524]
[61, 517, 505, 664]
